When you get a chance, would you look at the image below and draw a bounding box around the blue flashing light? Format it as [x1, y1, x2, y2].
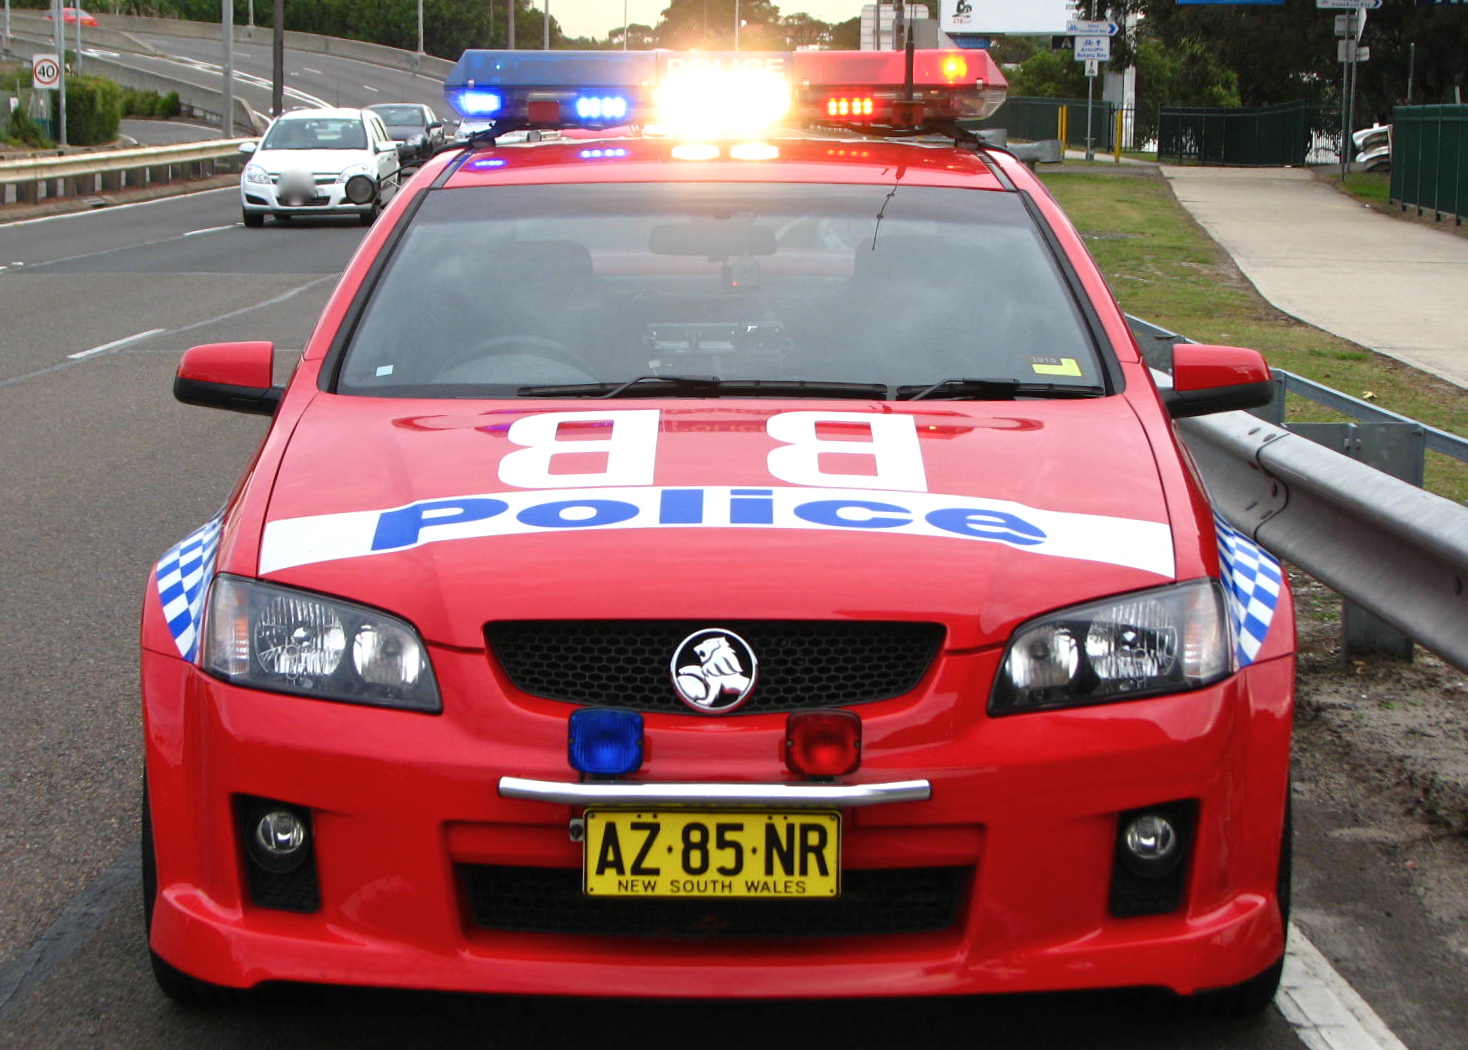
[467, 157, 507, 170]
[575, 95, 629, 121]
[444, 50, 657, 127]
[579, 148, 629, 160]
[453, 89, 503, 117]
[568, 708, 644, 776]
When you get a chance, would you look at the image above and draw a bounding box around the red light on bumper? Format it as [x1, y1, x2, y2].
[785, 710, 861, 777]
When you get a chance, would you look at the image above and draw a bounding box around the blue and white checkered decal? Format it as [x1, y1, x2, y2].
[1215, 513, 1283, 667]
[155, 513, 222, 661]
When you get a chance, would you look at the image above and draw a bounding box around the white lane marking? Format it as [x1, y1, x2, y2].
[66, 328, 166, 361]
[363, 84, 379, 92]
[183, 225, 236, 237]
[1279, 924, 1412, 1050]
[0, 187, 236, 229]
[302, 66, 322, 74]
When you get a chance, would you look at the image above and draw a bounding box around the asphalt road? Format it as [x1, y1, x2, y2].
[0, 31, 1458, 1050]
[0, 176, 1439, 1050]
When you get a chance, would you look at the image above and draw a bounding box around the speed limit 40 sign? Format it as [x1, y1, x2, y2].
[32, 54, 62, 91]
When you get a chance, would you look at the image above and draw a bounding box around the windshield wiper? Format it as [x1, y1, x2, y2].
[896, 378, 1107, 402]
[518, 375, 890, 399]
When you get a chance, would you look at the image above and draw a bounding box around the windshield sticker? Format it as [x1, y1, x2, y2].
[1215, 513, 1282, 666]
[155, 512, 223, 661]
[259, 486, 1175, 579]
[1030, 356, 1082, 377]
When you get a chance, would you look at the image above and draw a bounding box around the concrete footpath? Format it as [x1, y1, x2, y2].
[1161, 166, 1468, 390]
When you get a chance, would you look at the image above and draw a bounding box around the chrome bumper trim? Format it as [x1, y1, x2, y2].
[498, 776, 931, 808]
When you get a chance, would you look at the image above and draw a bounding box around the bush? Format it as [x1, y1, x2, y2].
[57, 74, 123, 145]
[121, 86, 181, 118]
[6, 105, 51, 147]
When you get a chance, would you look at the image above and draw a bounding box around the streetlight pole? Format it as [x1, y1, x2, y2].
[622, 0, 628, 49]
[417, 0, 423, 55]
[52, 0, 66, 145]
[542, 0, 549, 49]
[507, 0, 515, 49]
[222, 0, 234, 137]
[735, 0, 740, 50]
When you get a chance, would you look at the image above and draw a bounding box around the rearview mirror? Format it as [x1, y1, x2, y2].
[650, 220, 777, 259]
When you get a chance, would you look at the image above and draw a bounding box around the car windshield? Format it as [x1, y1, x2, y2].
[262, 118, 367, 151]
[335, 181, 1105, 399]
[372, 106, 426, 127]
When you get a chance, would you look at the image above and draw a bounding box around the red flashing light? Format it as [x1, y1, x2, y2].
[826, 96, 876, 119]
[785, 710, 861, 777]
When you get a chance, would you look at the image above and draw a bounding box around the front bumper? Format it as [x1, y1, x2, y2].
[142, 642, 1293, 999]
[240, 178, 372, 217]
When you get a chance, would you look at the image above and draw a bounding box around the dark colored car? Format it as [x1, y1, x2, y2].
[366, 103, 446, 165]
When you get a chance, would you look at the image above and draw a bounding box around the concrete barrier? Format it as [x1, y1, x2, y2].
[3, 33, 267, 137]
[93, 14, 455, 80]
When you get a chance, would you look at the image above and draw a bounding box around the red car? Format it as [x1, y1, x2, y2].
[142, 48, 1294, 1012]
[48, 6, 98, 25]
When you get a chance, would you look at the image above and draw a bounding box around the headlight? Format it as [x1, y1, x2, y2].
[338, 161, 373, 182]
[990, 579, 1231, 715]
[203, 575, 441, 712]
[243, 164, 271, 184]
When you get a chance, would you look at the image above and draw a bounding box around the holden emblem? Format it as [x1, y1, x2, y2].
[670, 629, 758, 714]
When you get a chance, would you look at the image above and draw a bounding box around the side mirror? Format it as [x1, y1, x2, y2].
[174, 341, 283, 416]
[377, 140, 399, 154]
[238, 140, 258, 154]
[1163, 344, 1274, 419]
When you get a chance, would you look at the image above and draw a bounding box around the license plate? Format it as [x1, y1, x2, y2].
[583, 809, 840, 898]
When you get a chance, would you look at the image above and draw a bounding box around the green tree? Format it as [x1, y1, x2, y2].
[653, 0, 781, 49]
[1006, 49, 1088, 99]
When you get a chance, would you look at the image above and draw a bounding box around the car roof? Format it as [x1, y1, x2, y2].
[275, 107, 369, 122]
[436, 134, 1013, 194]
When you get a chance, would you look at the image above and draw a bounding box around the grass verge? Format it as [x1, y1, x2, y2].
[1040, 163, 1468, 503]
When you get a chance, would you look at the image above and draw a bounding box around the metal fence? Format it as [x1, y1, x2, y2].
[1157, 100, 1333, 167]
[968, 96, 1116, 152]
[1390, 104, 1467, 226]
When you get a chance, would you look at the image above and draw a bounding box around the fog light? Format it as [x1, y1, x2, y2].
[343, 173, 376, 205]
[785, 710, 861, 777]
[246, 808, 310, 874]
[568, 708, 644, 776]
[1121, 812, 1180, 875]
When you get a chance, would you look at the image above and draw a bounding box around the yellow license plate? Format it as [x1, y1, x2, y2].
[583, 809, 841, 898]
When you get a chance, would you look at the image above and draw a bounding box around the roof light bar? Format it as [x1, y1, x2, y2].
[442, 48, 1006, 138]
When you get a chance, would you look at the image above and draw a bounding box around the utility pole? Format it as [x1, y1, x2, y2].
[272, 0, 284, 116]
[542, 0, 549, 49]
[507, 0, 515, 49]
[52, 0, 66, 146]
[223, 0, 234, 137]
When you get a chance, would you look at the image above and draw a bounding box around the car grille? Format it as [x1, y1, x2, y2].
[268, 173, 338, 186]
[461, 865, 969, 938]
[485, 620, 944, 713]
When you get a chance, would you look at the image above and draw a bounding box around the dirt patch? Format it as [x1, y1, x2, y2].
[1290, 567, 1468, 956]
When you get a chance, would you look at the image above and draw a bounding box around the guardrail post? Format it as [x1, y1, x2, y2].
[1290, 421, 1424, 660]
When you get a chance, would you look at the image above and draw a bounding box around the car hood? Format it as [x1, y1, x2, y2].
[255, 399, 1178, 650]
[250, 148, 370, 174]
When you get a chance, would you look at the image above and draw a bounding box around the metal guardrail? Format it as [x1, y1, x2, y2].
[1179, 410, 1468, 673]
[0, 140, 248, 207]
[1130, 314, 1468, 672]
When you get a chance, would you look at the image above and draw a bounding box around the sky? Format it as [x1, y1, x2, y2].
[544, 0, 867, 42]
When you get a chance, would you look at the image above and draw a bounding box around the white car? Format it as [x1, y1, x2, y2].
[239, 108, 402, 227]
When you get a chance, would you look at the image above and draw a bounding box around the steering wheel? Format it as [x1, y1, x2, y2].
[435, 335, 597, 381]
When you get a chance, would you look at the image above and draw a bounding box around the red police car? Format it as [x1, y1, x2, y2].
[142, 47, 1294, 1011]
